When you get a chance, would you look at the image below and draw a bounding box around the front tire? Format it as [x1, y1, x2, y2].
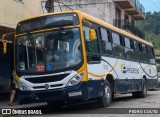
[97, 80, 112, 107]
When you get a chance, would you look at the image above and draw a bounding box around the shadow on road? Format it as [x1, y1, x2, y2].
[20, 90, 159, 114]
[27, 94, 141, 114]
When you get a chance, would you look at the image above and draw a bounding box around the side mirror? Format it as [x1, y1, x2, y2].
[89, 29, 96, 41]
[91, 54, 101, 61]
[88, 53, 101, 62]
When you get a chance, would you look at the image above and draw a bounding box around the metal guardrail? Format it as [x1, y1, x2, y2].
[130, 0, 145, 14]
[133, 0, 145, 14]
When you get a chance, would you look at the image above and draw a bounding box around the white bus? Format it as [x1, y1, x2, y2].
[13, 10, 157, 107]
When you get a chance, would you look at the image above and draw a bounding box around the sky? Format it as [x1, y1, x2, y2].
[139, 0, 160, 13]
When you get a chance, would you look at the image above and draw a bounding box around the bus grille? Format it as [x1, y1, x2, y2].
[33, 84, 63, 89]
[25, 73, 69, 83]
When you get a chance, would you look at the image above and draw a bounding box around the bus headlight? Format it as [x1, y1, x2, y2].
[18, 81, 30, 91]
[66, 72, 85, 87]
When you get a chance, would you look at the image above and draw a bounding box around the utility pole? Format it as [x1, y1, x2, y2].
[45, 0, 54, 13]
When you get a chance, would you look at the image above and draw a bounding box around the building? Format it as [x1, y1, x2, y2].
[0, 0, 42, 94]
[0, 0, 41, 37]
[42, 0, 145, 39]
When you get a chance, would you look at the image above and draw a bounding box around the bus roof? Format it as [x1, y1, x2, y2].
[18, 10, 152, 47]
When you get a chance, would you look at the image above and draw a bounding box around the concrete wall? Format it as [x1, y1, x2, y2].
[53, 0, 116, 25]
[0, 0, 41, 28]
[41, 0, 139, 26]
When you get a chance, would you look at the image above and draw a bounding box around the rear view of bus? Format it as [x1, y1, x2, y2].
[15, 11, 90, 106]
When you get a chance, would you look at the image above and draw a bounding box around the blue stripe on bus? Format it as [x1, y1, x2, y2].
[115, 79, 142, 93]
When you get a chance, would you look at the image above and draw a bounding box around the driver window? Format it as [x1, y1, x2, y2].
[83, 26, 92, 53]
[17, 38, 28, 70]
[83, 25, 99, 54]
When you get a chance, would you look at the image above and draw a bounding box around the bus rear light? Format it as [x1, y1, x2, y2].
[66, 71, 85, 87]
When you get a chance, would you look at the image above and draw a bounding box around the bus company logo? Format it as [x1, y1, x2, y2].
[120, 64, 139, 74]
[121, 64, 127, 73]
[44, 84, 49, 90]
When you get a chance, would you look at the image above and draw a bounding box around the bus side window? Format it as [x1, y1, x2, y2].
[112, 32, 124, 58]
[124, 37, 134, 60]
[142, 44, 149, 62]
[145, 46, 150, 63]
[100, 28, 112, 55]
[134, 41, 140, 61]
[138, 43, 143, 61]
[148, 47, 155, 64]
[83, 26, 92, 53]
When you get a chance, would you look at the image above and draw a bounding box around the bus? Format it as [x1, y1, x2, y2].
[13, 10, 157, 107]
[0, 33, 14, 93]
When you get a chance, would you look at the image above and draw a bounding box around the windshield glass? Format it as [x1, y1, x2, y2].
[16, 28, 82, 73]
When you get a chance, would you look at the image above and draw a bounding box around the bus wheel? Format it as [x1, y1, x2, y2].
[132, 79, 147, 98]
[139, 79, 147, 98]
[97, 80, 112, 107]
[47, 101, 63, 109]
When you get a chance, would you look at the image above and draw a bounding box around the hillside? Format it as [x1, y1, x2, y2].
[136, 12, 160, 49]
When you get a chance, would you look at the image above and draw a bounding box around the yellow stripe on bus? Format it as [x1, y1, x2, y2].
[88, 59, 118, 79]
[88, 72, 107, 78]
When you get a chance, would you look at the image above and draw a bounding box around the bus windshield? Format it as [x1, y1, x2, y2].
[16, 28, 82, 73]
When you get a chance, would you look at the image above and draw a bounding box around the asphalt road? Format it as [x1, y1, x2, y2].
[18, 88, 160, 116]
[1, 88, 160, 117]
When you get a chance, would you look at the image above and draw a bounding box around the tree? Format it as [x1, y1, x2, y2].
[137, 12, 160, 49]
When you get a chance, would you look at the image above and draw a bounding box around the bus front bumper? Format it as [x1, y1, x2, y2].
[17, 82, 88, 103]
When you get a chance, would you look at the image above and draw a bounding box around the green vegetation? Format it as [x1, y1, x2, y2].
[136, 12, 160, 49]
[157, 64, 160, 72]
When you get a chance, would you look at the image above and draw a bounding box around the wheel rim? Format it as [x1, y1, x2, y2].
[104, 85, 111, 102]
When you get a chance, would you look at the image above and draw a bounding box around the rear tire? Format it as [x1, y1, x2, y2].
[132, 79, 147, 98]
[139, 79, 147, 98]
[97, 80, 112, 107]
